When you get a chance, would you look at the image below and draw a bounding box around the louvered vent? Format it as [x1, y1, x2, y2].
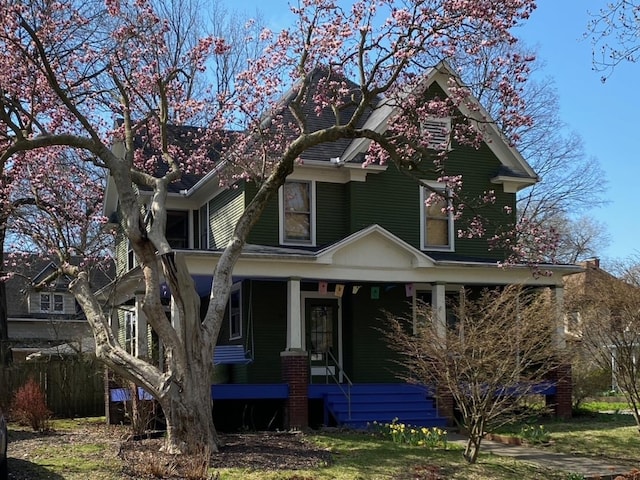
[422, 117, 451, 150]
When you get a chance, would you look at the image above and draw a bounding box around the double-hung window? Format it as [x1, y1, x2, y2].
[40, 293, 64, 313]
[420, 183, 454, 251]
[280, 180, 316, 246]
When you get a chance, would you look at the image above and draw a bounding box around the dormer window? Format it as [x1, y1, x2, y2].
[420, 183, 454, 251]
[280, 180, 316, 246]
[422, 117, 451, 150]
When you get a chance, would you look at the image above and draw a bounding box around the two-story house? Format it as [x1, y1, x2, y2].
[102, 64, 578, 431]
[6, 257, 114, 362]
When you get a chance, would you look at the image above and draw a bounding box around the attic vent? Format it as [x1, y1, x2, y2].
[421, 117, 451, 150]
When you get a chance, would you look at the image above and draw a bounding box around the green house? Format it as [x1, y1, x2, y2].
[102, 64, 578, 431]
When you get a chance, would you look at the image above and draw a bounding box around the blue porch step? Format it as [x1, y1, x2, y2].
[310, 383, 449, 430]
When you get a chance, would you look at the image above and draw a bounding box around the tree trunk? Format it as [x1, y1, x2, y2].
[463, 417, 485, 464]
[159, 360, 219, 454]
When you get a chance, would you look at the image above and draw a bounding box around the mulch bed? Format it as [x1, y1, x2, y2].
[120, 431, 334, 478]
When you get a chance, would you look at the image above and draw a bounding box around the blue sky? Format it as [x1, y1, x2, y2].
[224, 0, 637, 265]
[517, 1, 639, 266]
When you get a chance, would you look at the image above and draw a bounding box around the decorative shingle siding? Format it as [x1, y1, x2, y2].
[208, 187, 245, 249]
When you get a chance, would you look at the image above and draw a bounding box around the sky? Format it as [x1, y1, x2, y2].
[223, 0, 638, 266]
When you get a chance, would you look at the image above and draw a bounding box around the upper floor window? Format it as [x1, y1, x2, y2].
[422, 117, 451, 150]
[166, 210, 189, 249]
[280, 180, 316, 246]
[40, 293, 64, 313]
[229, 283, 242, 340]
[420, 183, 454, 251]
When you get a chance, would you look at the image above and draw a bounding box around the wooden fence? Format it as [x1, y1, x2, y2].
[0, 358, 105, 418]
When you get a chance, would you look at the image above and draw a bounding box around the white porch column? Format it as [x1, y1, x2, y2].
[431, 283, 447, 339]
[286, 278, 303, 350]
[134, 294, 148, 358]
[554, 286, 566, 349]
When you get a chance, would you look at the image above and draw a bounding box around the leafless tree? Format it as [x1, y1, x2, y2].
[384, 285, 562, 463]
[588, 1, 640, 81]
[565, 260, 640, 432]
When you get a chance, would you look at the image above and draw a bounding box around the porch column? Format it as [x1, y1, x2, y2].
[431, 283, 447, 339]
[134, 294, 148, 359]
[281, 350, 309, 430]
[282, 278, 309, 429]
[546, 286, 572, 419]
[553, 286, 566, 349]
[286, 278, 303, 350]
[431, 283, 454, 424]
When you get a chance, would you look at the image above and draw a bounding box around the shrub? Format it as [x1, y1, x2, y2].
[11, 378, 52, 431]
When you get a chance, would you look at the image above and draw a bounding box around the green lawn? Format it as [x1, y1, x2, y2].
[215, 432, 571, 480]
[8, 415, 640, 479]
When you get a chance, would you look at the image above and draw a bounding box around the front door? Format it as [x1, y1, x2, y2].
[304, 295, 342, 382]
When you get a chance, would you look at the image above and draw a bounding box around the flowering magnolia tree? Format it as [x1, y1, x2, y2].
[0, 0, 538, 453]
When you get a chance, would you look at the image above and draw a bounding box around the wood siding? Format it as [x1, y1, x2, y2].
[208, 187, 246, 249]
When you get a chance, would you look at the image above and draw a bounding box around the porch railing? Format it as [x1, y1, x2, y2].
[323, 348, 353, 420]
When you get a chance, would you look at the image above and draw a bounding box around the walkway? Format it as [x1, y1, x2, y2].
[449, 434, 637, 479]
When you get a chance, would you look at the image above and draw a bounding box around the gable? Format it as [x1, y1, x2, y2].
[316, 225, 434, 269]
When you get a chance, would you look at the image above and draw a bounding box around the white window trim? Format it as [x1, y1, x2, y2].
[420, 182, 454, 252]
[278, 180, 317, 247]
[39, 292, 65, 314]
[421, 117, 452, 150]
[229, 283, 243, 340]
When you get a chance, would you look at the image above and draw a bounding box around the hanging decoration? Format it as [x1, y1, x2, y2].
[371, 286, 380, 299]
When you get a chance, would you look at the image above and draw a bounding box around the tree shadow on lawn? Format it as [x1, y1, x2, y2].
[6, 457, 65, 480]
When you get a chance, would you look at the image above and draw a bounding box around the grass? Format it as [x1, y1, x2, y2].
[8, 415, 640, 479]
[214, 432, 569, 480]
[495, 406, 640, 463]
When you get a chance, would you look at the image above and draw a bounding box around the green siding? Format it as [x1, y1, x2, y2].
[234, 280, 287, 383]
[349, 167, 421, 246]
[316, 182, 348, 246]
[208, 187, 245, 249]
[245, 182, 280, 246]
[347, 283, 409, 383]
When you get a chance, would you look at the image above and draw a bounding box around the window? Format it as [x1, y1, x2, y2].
[124, 311, 136, 354]
[166, 210, 189, 248]
[420, 183, 454, 251]
[229, 283, 242, 340]
[422, 117, 451, 150]
[40, 293, 64, 313]
[280, 181, 316, 245]
[198, 204, 208, 249]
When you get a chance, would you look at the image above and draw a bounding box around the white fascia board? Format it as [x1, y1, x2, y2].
[490, 174, 538, 193]
[180, 249, 572, 287]
[288, 160, 387, 183]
